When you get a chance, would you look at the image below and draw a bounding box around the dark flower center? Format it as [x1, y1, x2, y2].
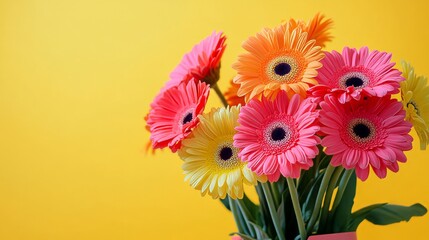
[345, 77, 364, 87]
[353, 123, 371, 139]
[219, 147, 233, 161]
[274, 63, 291, 76]
[182, 112, 193, 125]
[271, 127, 286, 141]
[407, 100, 420, 115]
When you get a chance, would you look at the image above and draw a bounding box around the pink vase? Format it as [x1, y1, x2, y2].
[308, 232, 357, 240]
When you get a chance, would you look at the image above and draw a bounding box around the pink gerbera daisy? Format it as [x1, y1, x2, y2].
[169, 31, 226, 87]
[234, 92, 320, 182]
[308, 47, 404, 103]
[146, 79, 210, 152]
[145, 32, 224, 152]
[320, 95, 413, 181]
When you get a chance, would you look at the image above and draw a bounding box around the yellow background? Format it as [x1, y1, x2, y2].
[0, 0, 428, 239]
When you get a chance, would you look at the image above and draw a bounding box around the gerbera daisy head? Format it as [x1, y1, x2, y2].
[146, 79, 210, 152]
[320, 95, 413, 181]
[143, 113, 158, 155]
[285, 13, 333, 48]
[224, 79, 246, 106]
[234, 92, 320, 182]
[179, 106, 265, 199]
[169, 31, 226, 87]
[232, 24, 324, 102]
[400, 61, 429, 150]
[308, 47, 404, 104]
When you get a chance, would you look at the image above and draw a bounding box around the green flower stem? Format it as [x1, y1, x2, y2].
[261, 182, 286, 240]
[236, 199, 256, 237]
[229, 196, 248, 235]
[306, 164, 336, 234]
[330, 169, 354, 215]
[319, 167, 344, 232]
[286, 177, 307, 240]
[313, 149, 324, 177]
[212, 83, 228, 107]
[270, 182, 281, 207]
[255, 184, 271, 229]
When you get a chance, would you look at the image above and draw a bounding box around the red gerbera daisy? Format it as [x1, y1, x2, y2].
[169, 31, 226, 87]
[319, 95, 413, 180]
[147, 79, 210, 152]
[308, 47, 404, 103]
[234, 92, 320, 182]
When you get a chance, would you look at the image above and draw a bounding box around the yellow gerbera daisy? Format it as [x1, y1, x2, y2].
[179, 106, 265, 199]
[232, 24, 324, 102]
[400, 61, 429, 150]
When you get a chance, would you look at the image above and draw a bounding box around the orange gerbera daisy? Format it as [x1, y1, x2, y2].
[232, 24, 324, 102]
[286, 13, 333, 48]
[224, 79, 246, 106]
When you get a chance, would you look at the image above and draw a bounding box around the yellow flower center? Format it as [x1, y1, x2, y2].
[214, 141, 240, 169]
[265, 56, 300, 83]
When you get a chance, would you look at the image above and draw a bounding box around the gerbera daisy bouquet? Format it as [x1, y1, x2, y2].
[145, 14, 428, 240]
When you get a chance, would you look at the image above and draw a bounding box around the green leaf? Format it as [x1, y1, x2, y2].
[348, 203, 387, 230]
[279, 185, 300, 240]
[275, 177, 287, 194]
[294, 235, 302, 240]
[297, 160, 317, 193]
[229, 197, 251, 235]
[220, 197, 231, 211]
[318, 167, 344, 233]
[242, 193, 260, 222]
[256, 183, 276, 237]
[365, 203, 427, 225]
[248, 221, 272, 240]
[301, 171, 324, 222]
[277, 188, 290, 233]
[230, 232, 257, 240]
[317, 154, 331, 174]
[331, 171, 357, 232]
[277, 194, 285, 230]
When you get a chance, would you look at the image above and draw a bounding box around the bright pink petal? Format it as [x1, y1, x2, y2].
[169, 31, 226, 87]
[147, 80, 210, 152]
[234, 91, 320, 180]
[308, 47, 403, 103]
[319, 96, 412, 181]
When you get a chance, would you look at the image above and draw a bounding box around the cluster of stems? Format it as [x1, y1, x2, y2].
[228, 167, 354, 240]
[213, 86, 354, 240]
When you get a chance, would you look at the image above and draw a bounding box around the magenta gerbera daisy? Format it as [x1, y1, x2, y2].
[146, 79, 210, 152]
[308, 47, 404, 103]
[320, 96, 413, 181]
[169, 31, 226, 87]
[234, 92, 320, 182]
